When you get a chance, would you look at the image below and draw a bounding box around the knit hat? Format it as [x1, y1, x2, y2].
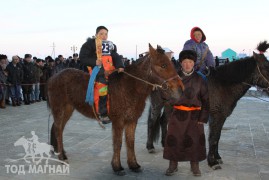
[190, 27, 206, 43]
[179, 50, 197, 63]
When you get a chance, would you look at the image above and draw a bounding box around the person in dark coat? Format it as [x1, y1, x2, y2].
[6, 56, 24, 106]
[31, 59, 43, 102]
[79, 25, 124, 124]
[22, 54, 34, 105]
[69, 53, 82, 70]
[0, 54, 8, 108]
[55, 55, 68, 73]
[163, 50, 209, 176]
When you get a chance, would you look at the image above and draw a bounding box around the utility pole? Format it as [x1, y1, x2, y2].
[136, 45, 137, 60]
[71, 45, 77, 54]
[50, 42, 56, 59]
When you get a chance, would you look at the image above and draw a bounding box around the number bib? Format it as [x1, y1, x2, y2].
[102, 40, 114, 56]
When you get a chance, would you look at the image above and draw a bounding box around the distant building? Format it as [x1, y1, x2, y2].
[162, 47, 174, 59]
[237, 53, 248, 59]
[221, 48, 237, 62]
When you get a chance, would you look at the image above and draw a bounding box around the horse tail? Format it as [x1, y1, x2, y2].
[257, 40, 269, 53]
[152, 115, 161, 143]
[148, 107, 161, 143]
[47, 94, 51, 110]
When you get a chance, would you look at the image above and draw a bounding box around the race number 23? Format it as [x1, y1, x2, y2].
[102, 42, 110, 54]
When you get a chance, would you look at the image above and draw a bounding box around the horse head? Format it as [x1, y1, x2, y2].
[148, 44, 184, 103]
[252, 41, 269, 91]
[14, 136, 27, 146]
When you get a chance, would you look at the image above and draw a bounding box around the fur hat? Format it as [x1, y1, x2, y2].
[24, 54, 32, 59]
[96, 26, 108, 34]
[179, 50, 197, 63]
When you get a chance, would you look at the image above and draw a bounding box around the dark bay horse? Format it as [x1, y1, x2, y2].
[147, 41, 269, 170]
[47, 44, 184, 175]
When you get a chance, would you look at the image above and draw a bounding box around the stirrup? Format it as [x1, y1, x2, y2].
[99, 116, 111, 124]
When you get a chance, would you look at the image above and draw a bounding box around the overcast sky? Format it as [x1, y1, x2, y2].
[1, 0, 268, 59]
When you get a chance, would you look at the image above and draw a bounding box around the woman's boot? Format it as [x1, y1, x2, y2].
[190, 161, 201, 176]
[165, 160, 178, 176]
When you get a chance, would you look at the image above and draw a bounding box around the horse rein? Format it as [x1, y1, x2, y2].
[122, 71, 180, 91]
[243, 65, 269, 92]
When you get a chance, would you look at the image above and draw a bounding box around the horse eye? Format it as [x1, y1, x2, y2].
[161, 64, 167, 68]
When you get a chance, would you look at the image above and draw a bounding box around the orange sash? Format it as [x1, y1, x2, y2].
[173, 105, 201, 111]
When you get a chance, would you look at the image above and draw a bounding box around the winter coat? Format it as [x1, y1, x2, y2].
[55, 61, 68, 73]
[6, 63, 23, 84]
[22, 61, 35, 84]
[183, 39, 214, 74]
[69, 59, 82, 70]
[183, 27, 214, 74]
[0, 66, 7, 84]
[32, 64, 43, 83]
[79, 38, 124, 84]
[163, 71, 209, 162]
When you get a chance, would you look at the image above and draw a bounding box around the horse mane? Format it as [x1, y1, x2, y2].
[110, 46, 167, 81]
[257, 40, 269, 52]
[211, 57, 256, 83]
[108, 54, 150, 85]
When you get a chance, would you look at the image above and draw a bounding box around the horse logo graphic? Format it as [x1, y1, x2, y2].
[14, 131, 59, 165]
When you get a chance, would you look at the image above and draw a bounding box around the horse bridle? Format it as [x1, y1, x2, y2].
[243, 65, 269, 92]
[147, 55, 182, 91]
[123, 69, 180, 91]
[122, 55, 182, 91]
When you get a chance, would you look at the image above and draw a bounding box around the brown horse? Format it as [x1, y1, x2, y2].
[47, 44, 184, 175]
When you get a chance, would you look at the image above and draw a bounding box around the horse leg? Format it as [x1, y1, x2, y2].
[52, 105, 74, 162]
[207, 117, 225, 170]
[146, 103, 163, 153]
[111, 119, 125, 176]
[50, 123, 58, 152]
[36, 153, 43, 165]
[146, 107, 157, 153]
[215, 142, 223, 164]
[23, 154, 31, 163]
[125, 120, 141, 173]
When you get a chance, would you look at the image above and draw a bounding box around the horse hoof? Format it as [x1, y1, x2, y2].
[211, 164, 222, 170]
[130, 166, 142, 173]
[148, 148, 156, 153]
[217, 159, 223, 164]
[114, 170, 126, 176]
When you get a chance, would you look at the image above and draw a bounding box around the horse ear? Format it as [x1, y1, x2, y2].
[253, 51, 258, 59]
[157, 45, 165, 54]
[149, 43, 157, 57]
[253, 51, 265, 62]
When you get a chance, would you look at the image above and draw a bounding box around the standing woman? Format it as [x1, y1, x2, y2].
[163, 50, 209, 176]
[183, 27, 215, 75]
